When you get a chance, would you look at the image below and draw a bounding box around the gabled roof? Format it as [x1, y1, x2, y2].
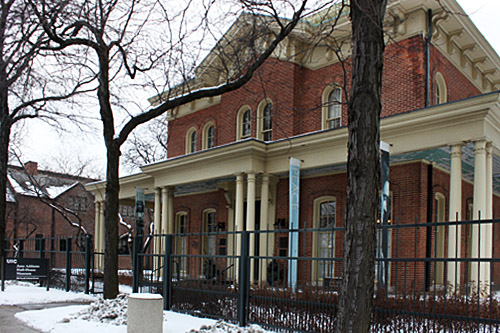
[6, 165, 95, 200]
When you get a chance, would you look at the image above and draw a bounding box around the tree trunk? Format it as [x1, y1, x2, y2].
[0, 92, 11, 274]
[103, 143, 120, 299]
[335, 1, 387, 332]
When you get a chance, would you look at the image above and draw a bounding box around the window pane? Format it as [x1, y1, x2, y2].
[190, 131, 197, 152]
[242, 110, 251, 137]
[207, 126, 214, 148]
[327, 88, 341, 129]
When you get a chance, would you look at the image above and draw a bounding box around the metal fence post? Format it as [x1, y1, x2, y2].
[163, 234, 173, 310]
[84, 235, 92, 294]
[65, 238, 72, 292]
[132, 236, 139, 293]
[238, 231, 250, 327]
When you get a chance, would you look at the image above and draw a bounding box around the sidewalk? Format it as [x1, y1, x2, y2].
[0, 304, 40, 333]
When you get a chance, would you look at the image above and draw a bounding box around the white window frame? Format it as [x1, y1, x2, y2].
[175, 212, 188, 276]
[202, 122, 215, 149]
[322, 85, 342, 130]
[236, 106, 252, 140]
[435, 72, 447, 105]
[185, 127, 197, 154]
[312, 196, 336, 283]
[257, 99, 273, 141]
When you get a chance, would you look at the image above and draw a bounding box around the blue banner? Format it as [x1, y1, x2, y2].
[288, 157, 300, 290]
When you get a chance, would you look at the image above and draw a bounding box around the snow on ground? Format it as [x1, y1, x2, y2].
[1, 281, 272, 332]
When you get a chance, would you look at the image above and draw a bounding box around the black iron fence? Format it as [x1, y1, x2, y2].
[2, 235, 96, 293]
[133, 218, 500, 332]
[3, 218, 500, 331]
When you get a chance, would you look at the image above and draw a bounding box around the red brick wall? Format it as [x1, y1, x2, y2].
[167, 36, 480, 159]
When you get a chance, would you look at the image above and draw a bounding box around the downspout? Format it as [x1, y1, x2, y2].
[425, 9, 432, 108]
[425, 164, 433, 291]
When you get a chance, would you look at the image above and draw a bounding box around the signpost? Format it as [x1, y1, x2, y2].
[288, 157, 300, 290]
[2, 257, 49, 291]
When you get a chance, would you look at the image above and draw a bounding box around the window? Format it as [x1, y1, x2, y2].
[175, 212, 188, 276]
[120, 205, 135, 217]
[435, 72, 447, 105]
[203, 209, 217, 256]
[312, 197, 336, 281]
[257, 99, 273, 141]
[71, 196, 86, 212]
[236, 107, 252, 140]
[262, 103, 273, 141]
[322, 86, 342, 129]
[59, 239, 67, 251]
[35, 234, 44, 251]
[202, 122, 215, 149]
[186, 127, 197, 154]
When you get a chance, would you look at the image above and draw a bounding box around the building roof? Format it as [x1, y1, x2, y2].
[6, 164, 95, 201]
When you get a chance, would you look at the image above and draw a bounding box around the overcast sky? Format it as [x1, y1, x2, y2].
[20, 0, 500, 179]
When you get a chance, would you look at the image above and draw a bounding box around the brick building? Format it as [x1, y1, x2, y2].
[88, 0, 500, 290]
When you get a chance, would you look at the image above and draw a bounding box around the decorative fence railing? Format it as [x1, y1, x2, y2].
[3, 218, 500, 331]
[133, 218, 500, 332]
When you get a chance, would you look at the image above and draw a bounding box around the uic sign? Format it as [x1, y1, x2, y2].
[4, 258, 49, 280]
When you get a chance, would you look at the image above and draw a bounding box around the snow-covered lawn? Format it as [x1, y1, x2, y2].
[0, 281, 270, 332]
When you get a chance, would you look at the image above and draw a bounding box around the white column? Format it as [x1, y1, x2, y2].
[94, 201, 102, 270]
[153, 188, 162, 271]
[234, 174, 245, 279]
[447, 144, 463, 286]
[259, 174, 270, 284]
[161, 188, 168, 236]
[246, 172, 256, 283]
[472, 140, 487, 291]
[235, 174, 245, 234]
[167, 187, 175, 234]
[99, 202, 105, 270]
[484, 144, 493, 287]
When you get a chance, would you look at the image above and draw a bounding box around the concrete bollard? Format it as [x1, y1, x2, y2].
[127, 293, 163, 333]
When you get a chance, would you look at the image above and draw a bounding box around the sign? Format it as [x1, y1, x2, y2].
[378, 141, 390, 288]
[135, 187, 145, 235]
[288, 157, 300, 290]
[4, 258, 48, 280]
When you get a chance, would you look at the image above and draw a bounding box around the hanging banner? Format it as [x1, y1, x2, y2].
[288, 157, 300, 290]
[378, 141, 390, 288]
[135, 187, 145, 236]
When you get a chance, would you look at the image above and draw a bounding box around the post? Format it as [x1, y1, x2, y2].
[132, 236, 139, 293]
[238, 231, 250, 327]
[84, 235, 92, 294]
[162, 235, 173, 310]
[65, 238, 72, 292]
[19, 240, 24, 258]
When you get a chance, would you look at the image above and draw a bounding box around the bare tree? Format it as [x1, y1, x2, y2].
[0, 0, 94, 272]
[335, 0, 387, 331]
[30, 0, 317, 298]
[122, 116, 168, 173]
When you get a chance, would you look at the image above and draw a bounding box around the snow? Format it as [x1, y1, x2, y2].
[45, 182, 77, 199]
[0, 281, 273, 333]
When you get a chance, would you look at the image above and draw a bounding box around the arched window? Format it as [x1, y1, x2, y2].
[312, 196, 336, 283]
[322, 86, 342, 129]
[202, 122, 215, 149]
[175, 212, 188, 276]
[186, 127, 197, 154]
[257, 99, 273, 141]
[435, 72, 447, 105]
[236, 106, 252, 140]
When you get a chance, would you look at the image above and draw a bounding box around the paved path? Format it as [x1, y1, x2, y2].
[0, 305, 40, 333]
[0, 302, 93, 333]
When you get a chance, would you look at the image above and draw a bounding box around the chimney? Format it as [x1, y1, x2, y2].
[24, 161, 38, 175]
